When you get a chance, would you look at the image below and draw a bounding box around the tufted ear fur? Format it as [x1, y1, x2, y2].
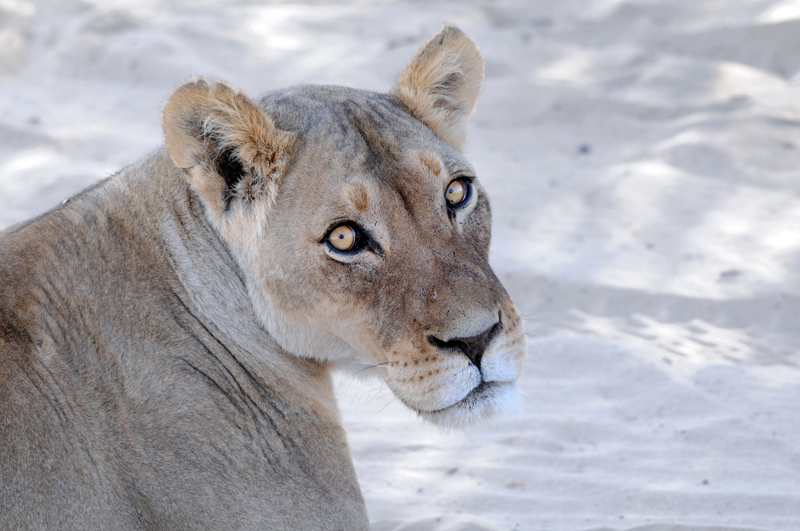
[163, 79, 294, 219]
[390, 25, 484, 152]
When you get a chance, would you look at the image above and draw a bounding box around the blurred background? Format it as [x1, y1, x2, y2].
[2, 1, 800, 530]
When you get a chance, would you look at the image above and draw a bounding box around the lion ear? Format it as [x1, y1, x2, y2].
[390, 25, 484, 152]
[163, 79, 294, 216]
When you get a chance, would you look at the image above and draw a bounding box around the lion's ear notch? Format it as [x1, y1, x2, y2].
[390, 25, 484, 152]
[162, 79, 294, 214]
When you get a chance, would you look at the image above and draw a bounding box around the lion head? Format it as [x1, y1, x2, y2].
[162, 25, 526, 429]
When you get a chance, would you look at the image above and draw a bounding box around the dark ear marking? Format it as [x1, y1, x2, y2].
[214, 146, 246, 209]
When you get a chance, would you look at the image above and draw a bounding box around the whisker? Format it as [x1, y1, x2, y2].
[521, 331, 555, 361]
[340, 361, 391, 378]
[350, 361, 391, 367]
[353, 365, 383, 376]
[378, 397, 398, 414]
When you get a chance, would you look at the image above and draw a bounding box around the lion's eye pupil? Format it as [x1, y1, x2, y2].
[445, 179, 468, 206]
[328, 224, 358, 252]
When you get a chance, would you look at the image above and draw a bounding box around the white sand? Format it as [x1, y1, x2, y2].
[2, 1, 799, 529]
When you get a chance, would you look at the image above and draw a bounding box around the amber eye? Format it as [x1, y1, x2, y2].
[445, 179, 470, 207]
[327, 224, 358, 252]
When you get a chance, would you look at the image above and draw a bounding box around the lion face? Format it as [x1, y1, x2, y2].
[163, 26, 526, 428]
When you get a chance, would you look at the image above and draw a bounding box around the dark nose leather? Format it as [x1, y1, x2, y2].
[427, 320, 502, 369]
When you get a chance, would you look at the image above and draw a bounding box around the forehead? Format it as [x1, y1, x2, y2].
[259, 85, 473, 186]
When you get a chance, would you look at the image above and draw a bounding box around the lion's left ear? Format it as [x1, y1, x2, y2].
[163, 79, 294, 219]
[390, 25, 484, 152]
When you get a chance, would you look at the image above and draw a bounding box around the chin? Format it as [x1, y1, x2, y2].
[416, 381, 520, 431]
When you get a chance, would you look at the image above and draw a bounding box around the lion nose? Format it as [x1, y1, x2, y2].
[427, 320, 502, 369]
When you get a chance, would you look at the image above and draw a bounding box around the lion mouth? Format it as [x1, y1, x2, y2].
[427, 380, 510, 415]
[406, 379, 518, 430]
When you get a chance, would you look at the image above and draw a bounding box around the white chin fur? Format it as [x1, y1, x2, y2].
[417, 382, 519, 431]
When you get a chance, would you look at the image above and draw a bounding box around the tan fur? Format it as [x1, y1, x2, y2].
[347, 183, 370, 213]
[418, 151, 444, 176]
[390, 25, 484, 151]
[0, 26, 525, 529]
[163, 79, 295, 233]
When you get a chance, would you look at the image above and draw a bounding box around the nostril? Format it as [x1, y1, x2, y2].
[427, 320, 502, 369]
[427, 335, 470, 360]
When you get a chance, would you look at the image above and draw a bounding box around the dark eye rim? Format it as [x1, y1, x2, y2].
[322, 221, 369, 255]
[445, 177, 473, 209]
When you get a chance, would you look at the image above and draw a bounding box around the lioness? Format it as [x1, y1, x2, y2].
[0, 26, 526, 529]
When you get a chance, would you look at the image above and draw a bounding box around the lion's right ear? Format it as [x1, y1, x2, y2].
[390, 25, 483, 152]
[163, 79, 294, 218]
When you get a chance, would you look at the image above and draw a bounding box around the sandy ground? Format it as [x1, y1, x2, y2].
[2, 1, 800, 529]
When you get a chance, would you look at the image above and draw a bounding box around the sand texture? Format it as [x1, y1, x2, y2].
[2, 1, 799, 529]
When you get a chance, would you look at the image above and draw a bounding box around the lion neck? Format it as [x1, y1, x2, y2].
[12, 148, 343, 438]
[143, 148, 344, 424]
[0, 148, 365, 522]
